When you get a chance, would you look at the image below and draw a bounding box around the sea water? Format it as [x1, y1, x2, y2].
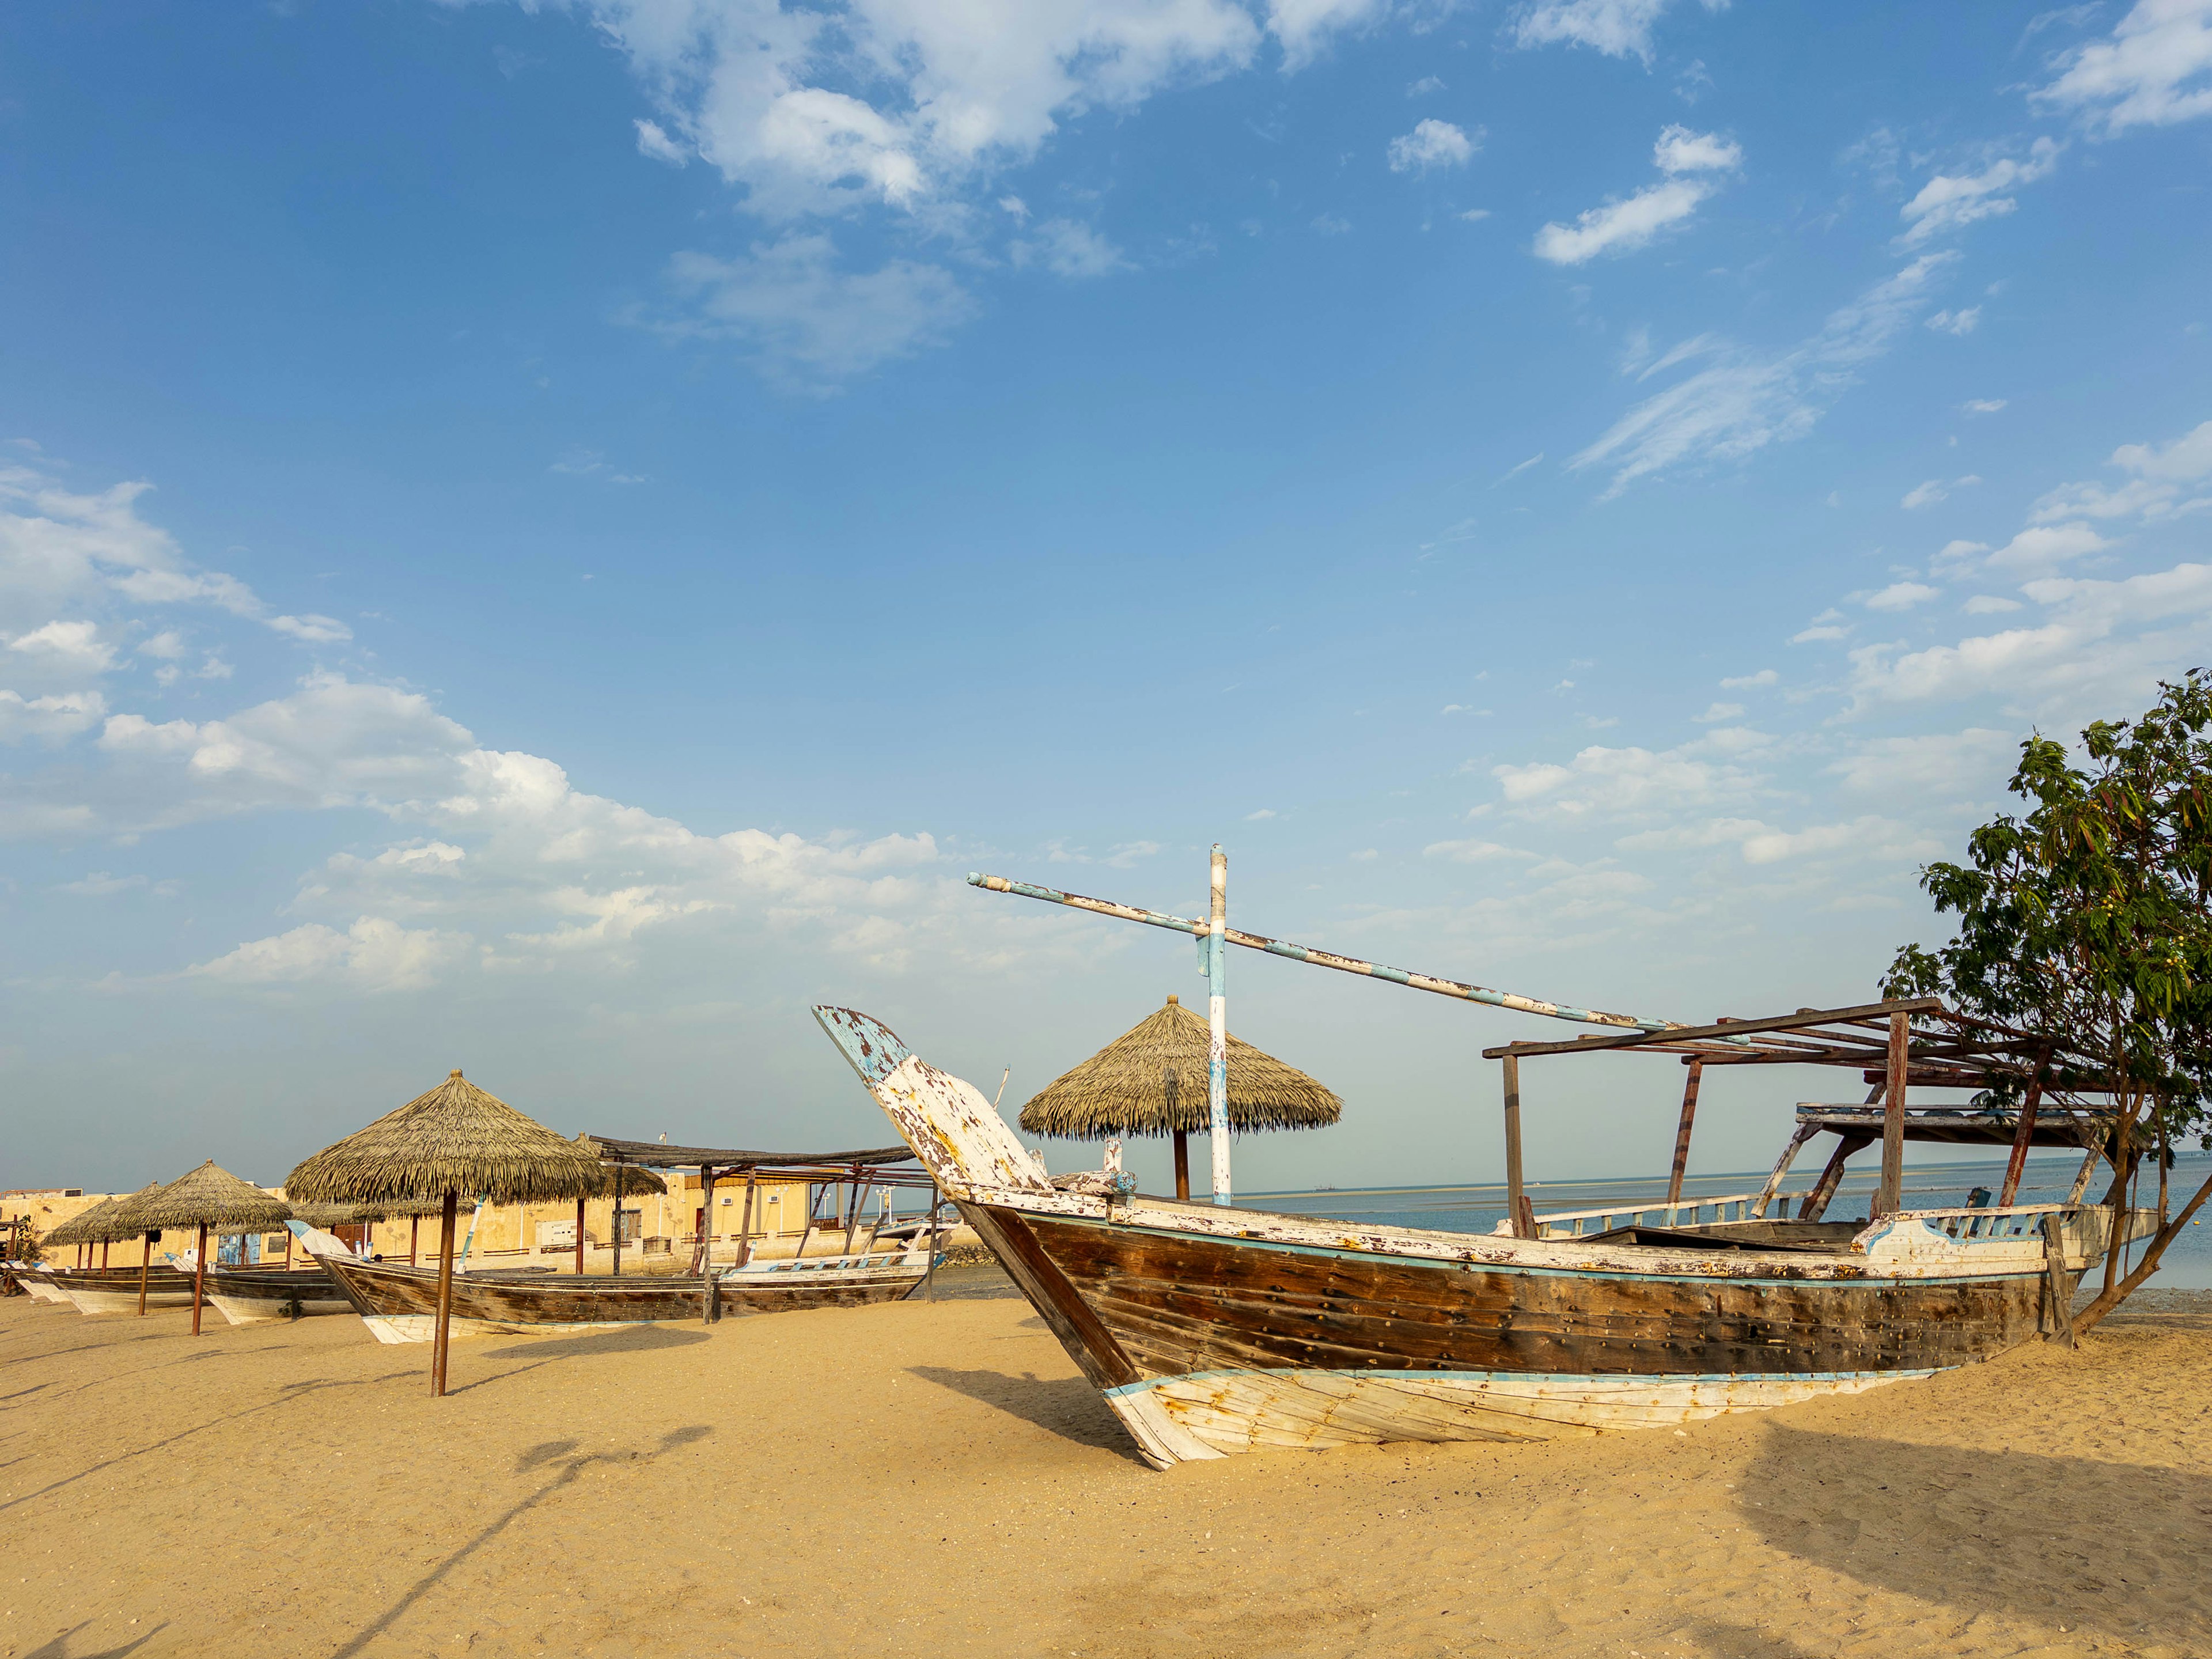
[1240, 1149, 2212, 1290]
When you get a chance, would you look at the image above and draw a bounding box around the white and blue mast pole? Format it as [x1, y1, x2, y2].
[1206, 844, 1231, 1206]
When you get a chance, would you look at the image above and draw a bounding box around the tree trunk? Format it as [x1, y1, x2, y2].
[2074, 1167, 2212, 1336]
[2097, 1090, 2143, 1297]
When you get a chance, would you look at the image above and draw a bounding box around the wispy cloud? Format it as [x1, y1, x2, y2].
[1533, 125, 1741, 264]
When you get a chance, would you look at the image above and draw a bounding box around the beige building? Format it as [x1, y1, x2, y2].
[7, 1173, 931, 1276]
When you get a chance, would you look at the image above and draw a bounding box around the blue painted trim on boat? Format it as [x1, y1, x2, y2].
[1038, 1209, 2036, 1288]
[1103, 1365, 1944, 1399]
[813, 1006, 912, 1087]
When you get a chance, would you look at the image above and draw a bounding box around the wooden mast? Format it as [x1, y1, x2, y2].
[1666, 1058, 1702, 1206]
[1502, 1054, 1529, 1238]
[1877, 1010, 1910, 1215]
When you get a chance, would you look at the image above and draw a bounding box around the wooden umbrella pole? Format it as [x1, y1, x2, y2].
[138, 1232, 153, 1316]
[431, 1191, 458, 1398]
[410, 1214, 419, 1267]
[575, 1196, 586, 1275]
[191, 1222, 207, 1335]
[100, 1238, 109, 1270]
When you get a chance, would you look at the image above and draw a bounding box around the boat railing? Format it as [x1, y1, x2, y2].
[718, 1248, 926, 1278]
[1497, 1190, 1817, 1238]
[1878, 1202, 2088, 1240]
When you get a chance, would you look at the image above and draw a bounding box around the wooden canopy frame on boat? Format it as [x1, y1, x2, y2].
[1480, 996, 2127, 1238]
[583, 1137, 938, 1318]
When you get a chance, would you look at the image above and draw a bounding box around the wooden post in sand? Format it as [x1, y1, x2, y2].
[699, 1165, 719, 1324]
[1666, 1059, 1702, 1206]
[138, 1231, 155, 1316]
[191, 1222, 208, 1335]
[737, 1175, 757, 1269]
[431, 1191, 459, 1397]
[1877, 1012, 1909, 1216]
[575, 1196, 587, 1275]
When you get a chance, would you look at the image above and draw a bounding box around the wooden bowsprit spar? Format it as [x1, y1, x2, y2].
[968, 856, 1686, 1205]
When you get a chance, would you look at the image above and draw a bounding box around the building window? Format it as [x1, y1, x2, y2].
[616, 1209, 641, 1243]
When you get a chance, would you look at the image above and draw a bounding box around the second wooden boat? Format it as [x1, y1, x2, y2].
[198, 1266, 353, 1325]
[317, 1247, 934, 1343]
[54, 1265, 196, 1315]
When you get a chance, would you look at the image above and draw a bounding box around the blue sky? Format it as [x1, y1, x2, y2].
[5, 0, 2211, 1198]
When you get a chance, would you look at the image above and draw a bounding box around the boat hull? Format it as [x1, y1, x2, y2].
[55, 1267, 199, 1315]
[200, 1268, 352, 1325]
[319, 1255, 929, 1343]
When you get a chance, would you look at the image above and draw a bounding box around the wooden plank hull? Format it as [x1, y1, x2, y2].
[319, 1255, 927, 1343]
[50, 1267, 197, 1315]
[201, 1268, 352, 1325]
[965, 1200, 2053, 1466]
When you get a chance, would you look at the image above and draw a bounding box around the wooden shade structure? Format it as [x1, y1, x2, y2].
[570, 1135, 668, 1275]
[45, 1190, 141, 1268]
[80, 1184, 166, 1314]
[1018, 994, 1343, 1200]
[113, 1164, 292, 1334]
[285, 1069, 603, 1395]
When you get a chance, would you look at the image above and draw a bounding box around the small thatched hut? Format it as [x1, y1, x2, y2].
[285, 1069, 604, 1396]
[1018, 994, 1343, 1199]
[44, 1188, 145, 1267]
[121, 1163, 293, 1333]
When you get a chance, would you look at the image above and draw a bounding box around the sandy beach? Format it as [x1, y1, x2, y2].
[2, 1275, 2207, 1659]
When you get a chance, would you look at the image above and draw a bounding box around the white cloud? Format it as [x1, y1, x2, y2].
[1010, 218, 1130, 278]
[1901, 479, 1948, 510]
[1533, 125, 1738, 265]
[1984, 520, 2111, 574]
[1244, 808, 1277, 820]
[1269, 0, 1391, 70]
[1719, 668, 1777, 689]
[1310, 213, 1352, 235]
[1568, 253, 1955, 495]
[1963, 594, 2024, 613]
[0, 688, 107, 745]
[654, 237, 976, 387]
[1406, 74, 1444, 96]
[1896, 139, 2059, 246]
[634, 118, 690, 166]
[1925, 306, 1981, 335]
[188, 916, 474, 994]
[1513, 0, 1729, 67]
[1964, 398, 2009, 414]
[1388, 119, 1477, 172]
[1694, 701, 1744, 721]
[1458, 207, 1492, 222]
[574, 0, 1262, 224]
[1490, 732, 1768, 822]
[1865, 581, 1939, 611]
[1828, 728, 2017, 797]
[1792, 623, 1848, 643]
[7, 619, 116, 674]
[1423, 838, 1536, 862]
[59, 870, 149, 896]
[2032, 0, 2212, 133]
[138, 630, 186, 661]
[2029, 419, 2212, 522]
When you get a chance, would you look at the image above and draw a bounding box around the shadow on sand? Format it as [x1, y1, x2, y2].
[1744, 1424, 2212, 1651]
[908, 1364, 1142, 1461]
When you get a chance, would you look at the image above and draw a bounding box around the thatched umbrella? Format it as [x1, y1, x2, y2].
[46, 1192, 131, 1267]
[1018, 993, 1343, 1200]
[570, 1136, 668, 1276]
[285, 1069, 603, 1396]
[86, 1184, 168, 1314]
[285, 1195, 446, 1267]
[120, 1164, 293, 1334]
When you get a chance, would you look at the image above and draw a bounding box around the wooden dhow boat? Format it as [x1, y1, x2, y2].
[316, 1245, 937, 1343]
[815, 997, 2158, 1469]
[53, 1264, 196, 1315]
[198, 1266, 353, 1325]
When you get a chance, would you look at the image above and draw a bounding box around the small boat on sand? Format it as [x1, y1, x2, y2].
[199, 1267, 353, 1325]
[317, 1246, 937, 1343]
[9, 1265, 73, 1304]
[55, 1265, 196, 1315]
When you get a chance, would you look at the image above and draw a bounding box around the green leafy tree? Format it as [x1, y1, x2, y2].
[1884, 671, 2212, 1333]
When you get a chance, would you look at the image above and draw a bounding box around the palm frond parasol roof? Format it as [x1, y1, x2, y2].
[285, 1069, 604, 1206]
[119, 1163, 294, 1236]
[1018, 994, 1343, 1140]
[44, 1185, 157, 1247]
[574, 1135, 668, 1197]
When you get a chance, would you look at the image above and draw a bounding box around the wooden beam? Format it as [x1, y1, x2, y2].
[1878, 1010, 1909, 1215]
[1998, 1060, 2047, 1207]
[1755, 1124, 1819, 1218]
[700, 1165, 719, 1324]
[1502, 1055, 1529, 1238]
[574, 1197, 586, 1276]
[737, 1174, 758, 1270]
[1172, 1130, 1191, 1203]
[1797, 1132, 1873, 1221]
[1482, 997, 1944, 1061]
[1666, 1058, 1702, 1206]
